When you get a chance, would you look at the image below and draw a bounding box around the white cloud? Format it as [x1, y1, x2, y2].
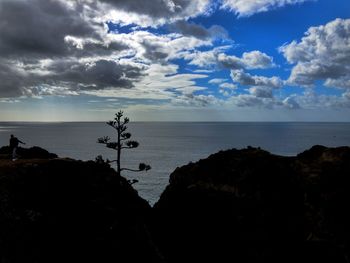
[280, 18, 350, 88]
[226, 94, 279, 108]
[283, 96, 301, 109]
[241, 51, 275, 69]
[230, 69, 283, 88]
[172, 93, 220, 107]
[98, 0, 212, 28]
[111, 30, 212, 63]
[217, 53, 244, 69]
[219, 83, 237, 89]
[248, 87, 273, 98]
[84, 62, 208, 100]
[193, 69, 214, 73]
[185, 48, 221, 67]
[209, 78, 227, 84]
[186, 49, 275, 70]
[219, 83, 237, 96]
[221, 0, 313, 17]
[279, 90, 350, 109]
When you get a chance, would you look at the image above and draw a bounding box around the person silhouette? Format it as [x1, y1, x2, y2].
[9, 134, 25, 161]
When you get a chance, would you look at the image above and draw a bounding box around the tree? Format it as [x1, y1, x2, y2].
[97, 110, 151, 175]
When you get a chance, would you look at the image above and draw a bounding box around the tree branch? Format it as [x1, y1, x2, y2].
[121, 168, 144, 172]
[121, 146, 137, 149]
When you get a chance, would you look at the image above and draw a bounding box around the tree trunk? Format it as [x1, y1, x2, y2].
[117, 127, 121, 174]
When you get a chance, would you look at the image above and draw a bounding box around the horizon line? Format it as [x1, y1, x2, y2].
[1, 120, 350, 123]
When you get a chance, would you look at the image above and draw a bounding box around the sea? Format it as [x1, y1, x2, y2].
[1, 122, 350, 205]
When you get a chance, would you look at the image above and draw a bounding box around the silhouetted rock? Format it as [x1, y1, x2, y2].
[0, 146, 58, 159]
[151, 146, 350, 263]
[0, 157, 162, 263]
[2, 145, 350, 263]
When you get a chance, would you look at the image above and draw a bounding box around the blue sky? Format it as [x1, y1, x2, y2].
[0, 0, 349, 121]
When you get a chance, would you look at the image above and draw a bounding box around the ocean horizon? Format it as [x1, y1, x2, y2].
[1, 121, 350, 204]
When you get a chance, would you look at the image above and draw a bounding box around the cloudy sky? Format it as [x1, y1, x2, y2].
[0, 0, 349, 121]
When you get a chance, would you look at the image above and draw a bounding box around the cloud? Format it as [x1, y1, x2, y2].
[241, 51, 276, 69]
[48, 59, 145, 90]
[230, 69, 283, 88]
[282, 96, 301, 109]
[0, 0, 218, 99]
[217, 53, 244, 69]
[209, 78, 228, 84]
[112, 30, 212, 63]
[0, 0, 142, 97]
[171, 21, 228, 40]
[219, 83, 237, 96]
[280, 18, 350, 88]
[223, 90, 350, 110]
[227, 94, 279, 108]
[187, 49, 275, 69]
[219, 83, 237, 89]
[84, 62, 209, 101]
[0, 0, 98, 59]
[184, 46, 231, 67]
[0, 58, 146, 98]
[221, 0, 313, 17]
[0, 63, 28, 98]
[99, 0, 212, 27]
[248, 87, 273, 98]
[193, 69, 214, 73]
[219, 51, 275, 69]
[277, 90, 350, 109]
[172, 93, 219, 107]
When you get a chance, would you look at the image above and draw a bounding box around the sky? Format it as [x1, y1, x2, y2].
[0, 0, 349, 121]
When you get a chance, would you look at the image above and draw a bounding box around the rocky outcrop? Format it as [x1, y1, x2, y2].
[0, 146, 58, 159]
[151, 146, 350, 263]
[0, 157, 162, 263]
[1, 145, 350, 263]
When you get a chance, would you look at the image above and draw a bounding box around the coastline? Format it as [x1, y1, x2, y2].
[1, 145, 350, 262]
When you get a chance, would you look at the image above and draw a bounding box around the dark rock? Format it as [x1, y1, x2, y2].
[0, 158, 162, 263]
[151, 146, 350, 263]
[2, 145, 350, 263]
[0, 146, 58, 159]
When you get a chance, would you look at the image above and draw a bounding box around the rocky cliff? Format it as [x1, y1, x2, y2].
[0, 147, 162, 263]
[152, 146, 350, 263]
[1, 145, 350, 263]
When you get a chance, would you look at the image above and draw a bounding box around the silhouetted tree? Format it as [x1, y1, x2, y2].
[97, 111, 151, 175]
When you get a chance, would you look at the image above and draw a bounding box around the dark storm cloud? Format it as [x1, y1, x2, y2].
[0, 0, 217, 99]
[141, 41, 169, 62]
[0, 0, 126, 59]
[0, 58, 145, 97]
[60, 60, 145, 90]
[42, 59, 144, 90]
[0, 0, 96, 58]
[65, 38, 129, 58]
[0, 63, 27, 97]
[0, 0, 146, 98]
